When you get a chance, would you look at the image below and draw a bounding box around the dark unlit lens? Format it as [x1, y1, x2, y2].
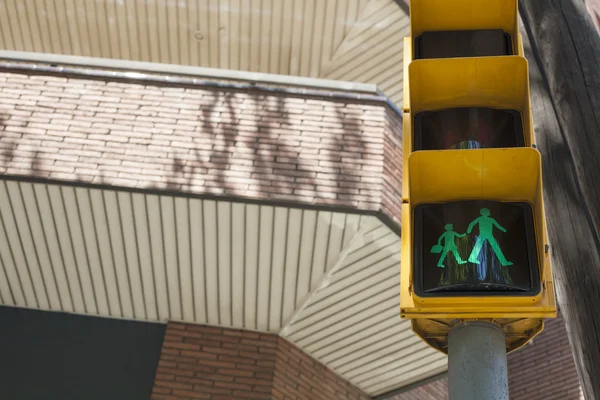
[415, 29, 512, 59]
[413, 107, 524, 151]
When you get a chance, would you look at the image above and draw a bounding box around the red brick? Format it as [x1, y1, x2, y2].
[155, 367, 194, 377]
[231, 390, 271, 399]
[179, 350, 218, 359]
[162, 341, 200, 351]
[217, 368, 254, 377]
[155, 381, 193, 391]
[190, 386, 231, 395]
[174, 376, 214, 387]
[171, 390, 210, 399]
[214, 381, 253, 390]
[151, 321, 370, 399]
[392, 315, 579, 400]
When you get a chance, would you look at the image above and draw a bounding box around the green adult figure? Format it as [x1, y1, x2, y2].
[433, 223, 468, 268]
[467, 208, 513, 266]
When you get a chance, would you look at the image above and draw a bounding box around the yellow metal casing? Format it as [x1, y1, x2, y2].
[400, 148, 556, 319]
[408, 56, 534, 147]
[401, 112, 411, 201]
[409, 148, 539, 206]
[410, 0, 519, 58]
[517, 33, 525, 57]
[410, 318, 545, 354]
[403, 37, 411, 113]
[400, 202, 413, 307]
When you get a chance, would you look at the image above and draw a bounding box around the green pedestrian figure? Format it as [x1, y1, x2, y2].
[431, 223, 468, 268]
[467, 208, 513, 266]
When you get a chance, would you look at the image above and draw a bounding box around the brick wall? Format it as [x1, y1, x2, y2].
[389, 315, 582, 400]
[272, 337, 370, 400]
[151, 322, 369, 400]
[0, 70, 402, 228]
[508, 316, 583, 400]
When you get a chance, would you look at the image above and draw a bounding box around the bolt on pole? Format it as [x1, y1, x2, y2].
[448, 321, 509, 400]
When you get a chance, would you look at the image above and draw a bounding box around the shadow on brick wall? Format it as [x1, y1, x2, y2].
[152, 88, 369, 207]
[0, 114, 46, 178]
[0, 74, 383, 215]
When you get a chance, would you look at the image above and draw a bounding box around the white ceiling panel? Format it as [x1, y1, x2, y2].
[203, 199, 220, 325]
[268, 206, 289, 331]
[217, 201, 233, 327]
[7, 180, 56, 310]
[0, 0, 408, 105]
[62, 186, 98, 314]
[131, 192, 160, 321]
[243, 203, 260, 328]
[231, 202, 246, 327]
[146, 193, 170, 320]
[116, 191, 147, 320]
[331, 325, 421, 371]
[280, 208, 303, 325]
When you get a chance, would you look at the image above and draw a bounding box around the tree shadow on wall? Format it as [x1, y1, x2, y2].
[0, 82, 372, 212]
[156, 87, 369, 209]
[0, 113, 47, 178]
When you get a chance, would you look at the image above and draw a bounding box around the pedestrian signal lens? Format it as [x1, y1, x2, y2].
[413, 200, 541, 297]
[414, 29, 513, 59]
[413, 107, 524, 151]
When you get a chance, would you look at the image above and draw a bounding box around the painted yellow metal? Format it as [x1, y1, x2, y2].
[403, 37, 411, 113]
[401, 113, 411, 201]
[410, 0, 519, 57]
[401, 148, 556, 317]
[408, 148, 540, 206]
[517, 33, 525, 57]
[400, 203, 412, 305]
[401, 275, 556, 319]
[409, 56, 534, 146]
[410, 317, 544, 354]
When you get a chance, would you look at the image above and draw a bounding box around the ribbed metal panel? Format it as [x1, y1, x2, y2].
[0, 180, 364, 332]
[0, 0, 364, 73]
[281, 221, 447, 396]
[0, 0, 406, 104]
[320, 0, 409, 105]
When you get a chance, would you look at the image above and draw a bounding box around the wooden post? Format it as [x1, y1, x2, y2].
[519, 0, 600, 398]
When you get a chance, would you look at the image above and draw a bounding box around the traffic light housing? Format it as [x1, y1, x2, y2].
[400, 0, 556, 351]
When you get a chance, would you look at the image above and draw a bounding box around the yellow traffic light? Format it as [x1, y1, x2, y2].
[401, 148, 555, 316]
[400, 0, 556, 353]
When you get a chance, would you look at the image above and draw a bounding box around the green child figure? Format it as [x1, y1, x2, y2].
[467, 208, 513, 266]
[433, 223, 468, 268]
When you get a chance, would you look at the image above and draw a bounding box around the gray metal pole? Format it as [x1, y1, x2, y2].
[448, 321, 509, 400]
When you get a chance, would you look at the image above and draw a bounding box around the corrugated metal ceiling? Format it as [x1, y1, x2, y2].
[0, 179, 363, 329]
[0, 179, 445, 396]
[0, 0, 408, 105]
[281, 222, 446, 394]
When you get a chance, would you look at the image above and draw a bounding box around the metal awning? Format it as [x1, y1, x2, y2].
[0, 178, 444, 396]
